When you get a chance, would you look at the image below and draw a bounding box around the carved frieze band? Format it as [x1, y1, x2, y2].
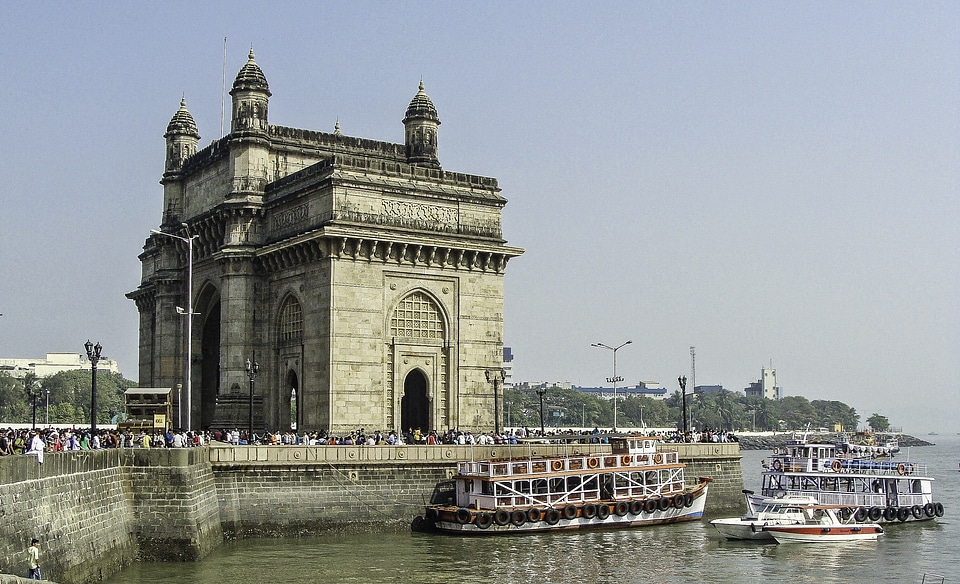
[381, 200, 458, 230]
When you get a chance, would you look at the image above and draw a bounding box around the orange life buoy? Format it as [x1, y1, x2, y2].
[772, 459, 782, 471]
[587, 457, 600, 469]
[653, 453, 664, 464]
[621, 455, 632, 465]
[551, 460, 564, 472]
[897, 463, 907, 476]
[831, 459, 843, 472]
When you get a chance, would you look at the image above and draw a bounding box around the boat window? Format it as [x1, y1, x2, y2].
[482, 481, 494, 495]
[533, 479, 548, 494]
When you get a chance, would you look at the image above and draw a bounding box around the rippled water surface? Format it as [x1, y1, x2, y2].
[106, 435, 959, 584]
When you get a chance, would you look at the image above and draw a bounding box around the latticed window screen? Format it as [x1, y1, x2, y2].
[279, 297, 303, 342]
[391, 291, 444, 339]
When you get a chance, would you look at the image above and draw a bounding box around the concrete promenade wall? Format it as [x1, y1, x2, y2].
[0, 442, 742, 583]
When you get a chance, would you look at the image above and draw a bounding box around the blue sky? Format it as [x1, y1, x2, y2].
[1, 2, 957, 433]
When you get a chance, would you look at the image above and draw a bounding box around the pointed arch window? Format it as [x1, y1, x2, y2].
[391, 291, 444, 339]
[279, 297, 303, 343]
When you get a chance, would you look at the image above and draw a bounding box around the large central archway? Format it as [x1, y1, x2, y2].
[401, 369, 429, 434]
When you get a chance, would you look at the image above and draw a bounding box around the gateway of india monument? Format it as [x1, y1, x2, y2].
[127, 50, 523, 435]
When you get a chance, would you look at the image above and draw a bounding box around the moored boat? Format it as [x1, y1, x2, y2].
[762, 505, 884, 543]
[752, 433, 943, 524]
[710, 493, 820, 541]
[415, 435, 712, 534]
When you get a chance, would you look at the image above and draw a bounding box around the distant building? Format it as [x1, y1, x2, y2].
[695, 384, 724, 395]
[0, 353, 120, 379]
[577, 381, 668, 400]
[503, 347, 515, 387]
[744, 367, 781, 400]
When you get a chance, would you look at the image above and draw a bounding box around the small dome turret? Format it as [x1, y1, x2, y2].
[165, 98, 200, 139]
[164, 98, 200, 172]
[231, 49, 271, 96]
[403, 81, 441, 169]
[230, 49, 271, 134]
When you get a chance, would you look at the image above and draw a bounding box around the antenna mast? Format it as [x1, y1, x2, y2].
[220, 37, 227, 137]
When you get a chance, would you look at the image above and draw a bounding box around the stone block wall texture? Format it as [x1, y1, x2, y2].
[0, 442, 741, 583]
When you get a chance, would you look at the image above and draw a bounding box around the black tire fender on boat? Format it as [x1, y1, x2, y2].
[475, 512, 493, 529]
[911, 505, 923, 520]
[883, 506, 897, 522]
[563, 505, 579, 520]
[614, 502, 630, 516]
[683, 493, 695, 508]
[511, 510, 526, 526]
[596, 504, 611, 520]
[493, 509, 511, 526]
[924, 503, 936, 518]
[455, 507, 472, 524]
[868, 507, 883, 522]
[630, 500, 644, 515]
[672, 494, 686, 508]
[582, 504, 598, 519]
[657, 497, 671, 511]
[643, 499, 657, 513]
[935, 502, 944, 517]
[840, 507, 852, 521]
[545, 508, 561, 525]
[854, 507, 868, 522]
[526, 507, 543, 522]
[897, 507, 910, 522]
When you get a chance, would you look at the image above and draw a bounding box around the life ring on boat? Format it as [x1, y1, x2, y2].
[630, 500, 644, 515]
[455, 507, 472, 524]
[868, 507, 883, 522]
[562, 505, 579, 520]
[653, 453, 664, 464]
[494, 509, 511, 526]
[596, 504, 611, 520]
[911, 505, 923, 520]
[622, 455, 632, 465]
[545, 508, 561, 525]
[683, 493, 695, 508]
[657, 497, 672, 511]
[935, 502, 944, 517]
[854, 507, 868, 522]
[510, 510, 526, 526]
[582, 504, 598, 519]
[526, 507, 543, 522]
[831, 459, 843, 472]
[672, 494, 686, 508]
[643, 499, 658, 514]
[896, 507, 910, 522]
[587, 457, 600, 469]
[883, 507, 897, 522]
[924, 503, 936, 518]
[897, 463, 907, 475]
[614, 502, 630, 516]
[475, 512, 493, 529]
[773, 447, 780, 455]
[772, 459, 782, 471]
[551, 460, 564, 472]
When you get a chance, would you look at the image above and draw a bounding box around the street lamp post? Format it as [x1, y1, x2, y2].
[45, 390, 49, 426]
[535, 386, 547, 436]
[678, 376, 688, 434]
[639, 404, 645, 430]
[176, 383, 182, 430]
[485, 369, 505, 436]
[246, 357, 259, 443]
[592, 341, 632, 431]
[84, 340, 103, 432]
[151, 224, 199, 431]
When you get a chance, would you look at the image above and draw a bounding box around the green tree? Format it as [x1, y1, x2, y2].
[866, 413, 890, 432]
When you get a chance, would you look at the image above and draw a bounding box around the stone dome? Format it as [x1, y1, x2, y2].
[165, 98, 200, 139]
[231, 49, 271, 96]
[403, 81, 440, 124]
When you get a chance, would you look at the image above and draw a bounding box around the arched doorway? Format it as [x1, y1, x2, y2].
[401, 369, 429, 434]
[199, 298, 221, 429]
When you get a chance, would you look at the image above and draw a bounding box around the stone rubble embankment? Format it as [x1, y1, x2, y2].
[735, 433, 933, 451]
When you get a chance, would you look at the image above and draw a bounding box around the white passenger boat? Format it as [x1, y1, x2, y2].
[710, 494, 820, 541]
[416, 436, 712, 534]
[751, 433, 943, 524]
[762, 505, 884, 543]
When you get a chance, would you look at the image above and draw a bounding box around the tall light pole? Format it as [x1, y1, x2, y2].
[678, 376, 688, 434]
[45, 389, 49, 426]
[485, 369, 505, 436]
[535, 386, 547, 436]
[151, 224, 199, 431]
[84, 340, 103, 431]
[246, 356, 259, 443]
[592, 341, 632, 431]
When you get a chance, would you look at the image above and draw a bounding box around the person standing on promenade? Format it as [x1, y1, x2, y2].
[27, 538, 41, 579]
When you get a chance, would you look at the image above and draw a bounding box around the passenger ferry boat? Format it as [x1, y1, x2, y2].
[751, 434, 943, 524]
[415, 436, 712, 534]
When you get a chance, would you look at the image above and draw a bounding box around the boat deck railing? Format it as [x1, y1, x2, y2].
[771, 456, 927, 477]
[458, 450, 679, 478]
[773, 491, 930, 509]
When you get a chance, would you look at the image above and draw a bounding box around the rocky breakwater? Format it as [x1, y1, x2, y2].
[736, 433, 933, 450]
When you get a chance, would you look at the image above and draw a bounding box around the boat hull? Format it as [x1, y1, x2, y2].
[764, 524, 883, 543]
[710, 518, 777, 541]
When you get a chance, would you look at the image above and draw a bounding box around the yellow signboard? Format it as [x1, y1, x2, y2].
[154, 414, 166, 429]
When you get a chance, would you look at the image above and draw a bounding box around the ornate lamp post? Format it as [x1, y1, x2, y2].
[24, 377, 39, 429]
[84, 340, 103, 431]
[678, 376, 688, 434]
[151, 224, 198, 431]
[591, 341, 632, 431]
[485, 369, 505, 436]
[245, 357, 259, 443]
[535, 386, 547, 436]
[45, 389, 49, 426]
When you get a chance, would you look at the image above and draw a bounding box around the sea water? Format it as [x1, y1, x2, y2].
[105, 435, 959, 584]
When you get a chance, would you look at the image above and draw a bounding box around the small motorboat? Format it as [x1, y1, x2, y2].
[711, 492, 820, 541]
[762, 504, 883, 543]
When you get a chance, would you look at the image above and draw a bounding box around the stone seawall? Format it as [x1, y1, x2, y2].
[0, 442, 742, 583]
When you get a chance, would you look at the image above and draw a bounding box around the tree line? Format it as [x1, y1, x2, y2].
[0, 370, 135, 426]
[504, 386, 891, 433]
